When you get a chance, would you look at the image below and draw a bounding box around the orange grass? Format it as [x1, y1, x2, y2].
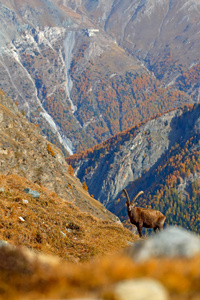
[0, 247, 200, 300]
[0, 173, 200, 300]
[0, 173, 136, 262]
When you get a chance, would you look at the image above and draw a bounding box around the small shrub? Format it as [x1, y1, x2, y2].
[68, 165, 74, 176]
[47, 143, 56, 157]
[82, 182, 88, 191]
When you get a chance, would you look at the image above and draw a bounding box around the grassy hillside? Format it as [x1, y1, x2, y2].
[0, 89, 136, 261]
[0, 173, 136, 262]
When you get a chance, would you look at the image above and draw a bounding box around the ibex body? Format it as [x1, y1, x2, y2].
[123, 189, 166, 237]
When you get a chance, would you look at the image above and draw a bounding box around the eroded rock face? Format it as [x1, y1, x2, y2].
[0, 1, 146, 154]
[71, 102, 200, 219]
[125, 226, 200, 262]
[74, 108, 184, 206]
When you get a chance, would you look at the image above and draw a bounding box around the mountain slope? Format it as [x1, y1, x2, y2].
[67, 103, 200, 233]
[0, 0, 195, 155]
[0, 173, 135, 262]
[81, 0, 200, 83]
[0, 88, 120, 220]
[0, 88, 137, 260]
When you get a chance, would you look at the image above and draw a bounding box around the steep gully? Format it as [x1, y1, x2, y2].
[0, 29, 79, 155]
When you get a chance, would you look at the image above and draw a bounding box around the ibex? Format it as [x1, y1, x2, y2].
[123, 189, 166, 237]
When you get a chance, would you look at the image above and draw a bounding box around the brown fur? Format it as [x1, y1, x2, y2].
[123, 189, 166, 237]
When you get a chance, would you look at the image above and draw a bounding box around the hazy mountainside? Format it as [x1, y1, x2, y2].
[81, 0, 200, 86]
[67, 103, 200, 233]
[0, 0, 196, 155]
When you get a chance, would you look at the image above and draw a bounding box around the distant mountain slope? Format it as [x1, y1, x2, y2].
[81, 0, 200, 83]
[0, 0, 195, 155]
[67, 103, 200, 233]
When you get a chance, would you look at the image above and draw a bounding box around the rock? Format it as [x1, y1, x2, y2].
[0, 240, 11, 248]
[114, 278, 169, 300]
[22, 199, 29, 204]
[23, 188, 40, 198]
[125, 226, 200, 262]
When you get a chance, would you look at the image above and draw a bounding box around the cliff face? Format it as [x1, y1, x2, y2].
[69, 108, 183, 205]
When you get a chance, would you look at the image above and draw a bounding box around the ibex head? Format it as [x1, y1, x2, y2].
[123, 189, 144, 211]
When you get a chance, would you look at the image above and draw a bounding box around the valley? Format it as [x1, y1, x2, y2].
[1, 1, 200, 299]
[1, 0, 199, 155]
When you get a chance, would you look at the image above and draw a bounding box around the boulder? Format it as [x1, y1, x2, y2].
[126, 226, 200, 262]
[23, 188, 40, 198]
[114, 278, 169, 300]
[0, 240, 11, 248]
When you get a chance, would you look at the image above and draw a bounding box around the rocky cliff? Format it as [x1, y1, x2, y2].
[68, 107, 184, 205]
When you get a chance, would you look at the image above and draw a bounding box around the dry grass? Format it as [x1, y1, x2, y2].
[0, 246, 200, 300]
[0, 173, 136, 262]
[0, 172, 200, 300]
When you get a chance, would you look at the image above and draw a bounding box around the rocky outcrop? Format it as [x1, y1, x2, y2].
[72, 108, 184, 206]
[114, 279, 169, 300]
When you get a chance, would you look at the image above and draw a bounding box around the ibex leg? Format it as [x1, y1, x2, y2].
[137, 223, 143, 237]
